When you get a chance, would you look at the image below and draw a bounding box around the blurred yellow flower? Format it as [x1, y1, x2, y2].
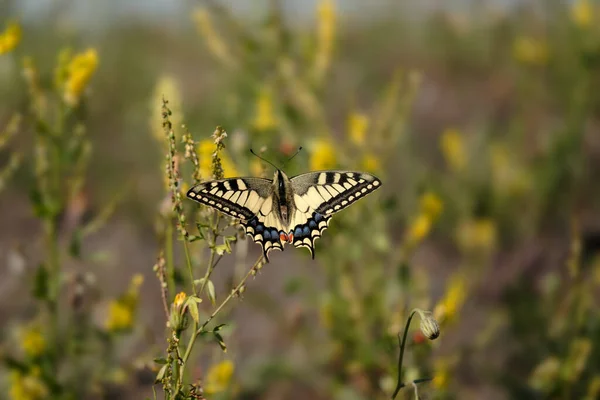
[63, 48, 99, 106]
[314, 0, 336, 80]
[360, 153, 380, 172]
[151, 75, 183, 143]
[434, 273, 467, 324]
[9, 368, 48, 400]
[490, 143, 531, 196]
[20, 326, 46, 358]
[571, 0, 594, 28]
[0, 20, 21, 55]
[192, 8, 231, 65]
[105, 300, 133, 332]
[197, 139, 238, 180]
[250, 159, 264, 177]
[456, 218, 497, 253]
[348, 112, 369, 146]
[105, 274, 143, 332]
[419, 191, 443, 220]
[528, 356, 560, 391]
[432, 359, 451, 390]
[310, 139, 336, 170]
[406, 214, 432, 246]
[440, 128, 466, 172]
[204, 360, 235, 395]
[513, 36, 548, 66]
[252, 88, 277, 131]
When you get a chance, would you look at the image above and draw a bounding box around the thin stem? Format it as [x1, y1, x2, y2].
[182, 240, 196, 296]
[165, 223, 175, 301]
[197, 255, 263, 334]
[391, 309, 417, 399]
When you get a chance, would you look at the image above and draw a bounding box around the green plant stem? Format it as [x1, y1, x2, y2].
[391, 309, 417, 399]
[182, 239, 196, 296]
[197, 255, 263, 334]
[166, 223, 175, 301]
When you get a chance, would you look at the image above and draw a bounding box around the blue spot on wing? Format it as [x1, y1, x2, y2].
[302, 226, 310, 236]
[314, 213, 323, 223]
[294, 226, 303, 237]
[263, 230, 270, 240]
[308, 220, 317, 229]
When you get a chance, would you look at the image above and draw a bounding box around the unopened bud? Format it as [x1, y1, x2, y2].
[417, 309, 440, 340]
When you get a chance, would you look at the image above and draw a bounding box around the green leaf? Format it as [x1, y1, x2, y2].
[207, 280, 216, 305]
[69, 228, 82, 258]
[186, 297, 200, 324]
[154, 364, 168, 383]
[32, 263, 49, 300]
[214, 332, 227, 352]
[153, 357, 168, 365]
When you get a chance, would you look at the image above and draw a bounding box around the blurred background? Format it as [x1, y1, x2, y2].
[1, 0, 600, 399]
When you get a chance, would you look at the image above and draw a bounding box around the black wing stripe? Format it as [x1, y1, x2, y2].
[291, 211, 331, 259]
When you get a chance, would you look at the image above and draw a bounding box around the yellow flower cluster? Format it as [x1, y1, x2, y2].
[105, 274, 143, 332]
[405, 192, 444, 247]
[513, 36, 548, 66]
[63, 48, 99, 106]
[204, 360, 235, 395]
[314, 0, 336, 79]
[360, 153, 380, 173]
[252, 88, 278, 132]
[456, 218, 497, 253]
[197, 139, 238, 180]
[9, 368, 48, 400]
[310, 138, 336, 170]
[434, 273, 467, 325]
[440, 128, 466, 172]
[20, 326, 46, 358]
[192, 8, 231, 65]
[348, 112, 369, 146]
[151, 75, 183, 144]
[174, 291, 187, 308]
[571, 0, 594, 28]
[0, 20, 21, 55]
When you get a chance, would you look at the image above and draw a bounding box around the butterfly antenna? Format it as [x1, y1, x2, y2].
[250, 148, 280, 170]
[284, 146, 303, 166]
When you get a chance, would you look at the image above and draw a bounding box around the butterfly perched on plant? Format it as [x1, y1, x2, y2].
[186, 150, 382, 261]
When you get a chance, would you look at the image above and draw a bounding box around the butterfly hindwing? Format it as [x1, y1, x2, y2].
[288, 171, 381, 257]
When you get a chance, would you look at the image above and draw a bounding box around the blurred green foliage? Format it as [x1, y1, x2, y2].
[1, 1, 600, 399]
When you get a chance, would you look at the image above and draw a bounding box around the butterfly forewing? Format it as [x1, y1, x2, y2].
[288, 171, 381, 258]
[186, 177, 286, 260]
[186, 177, 272, 220]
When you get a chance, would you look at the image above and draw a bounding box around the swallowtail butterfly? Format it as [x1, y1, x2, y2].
[186, 168, 381, 261]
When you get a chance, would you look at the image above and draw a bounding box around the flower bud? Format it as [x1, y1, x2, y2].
[417, 309, 440, 340]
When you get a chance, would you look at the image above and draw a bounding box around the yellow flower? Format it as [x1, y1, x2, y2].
[419, 192, 443, 221]
[252, 88, 277, 131]
[250, 159, 264, 177]
[456, 218, 497, 253]
[406, 214, 432, 246]
[310, 139, 336, 170]
[151, 75, 183, 143]
[348, 112, 369, 146]
[571, 0, 594, 28]
[434, 273, 467, 324]
[204, 360, 235, 395]
[105, 274, 143, 332]
[513, 36, 548, 66]
[432, 359, 451, 390]
[20, 326, 46, 358]
[174, 291, 187, 308]
[490, 143, 531, 196]
[314, 0, 336, 80]
[192, 8, 231, 65]
[360, 153, 380, 172]
[105, 300, 133, 332]
[9, 368, 49, 400]
[440, 128, 466, 172]
[197, 139, 238, 180]
[0, 20, 21, 55]
[63, 48, 99, 106]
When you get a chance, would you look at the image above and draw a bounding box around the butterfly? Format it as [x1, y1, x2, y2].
[186, 168, 382, 261]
